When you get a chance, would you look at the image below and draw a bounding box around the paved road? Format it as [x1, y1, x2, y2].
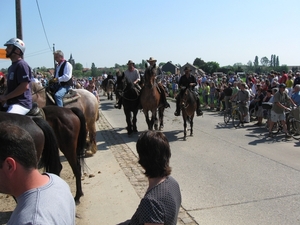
[100, 95, 300, 225]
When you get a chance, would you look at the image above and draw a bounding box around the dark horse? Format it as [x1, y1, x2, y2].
[0, 112, 62, 175]
[180, 87, 197, 140]
[115, 72, 139, 135]
[104, 79, 115, 100]
[140, 64, 165, 130]
[42, 106, 87, 203]
[31, 82, 99, 155]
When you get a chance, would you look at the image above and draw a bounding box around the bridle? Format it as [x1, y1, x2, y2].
[116, 77, 138, 101]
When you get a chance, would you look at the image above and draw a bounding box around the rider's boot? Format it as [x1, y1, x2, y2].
[174, 95, 180, 116]
[196, 97, 203, 116]
[158, 84, 170, 108]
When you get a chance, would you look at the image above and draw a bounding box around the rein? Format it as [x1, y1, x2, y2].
[116, 80, 139, 101]
[32, 86, 46, 96]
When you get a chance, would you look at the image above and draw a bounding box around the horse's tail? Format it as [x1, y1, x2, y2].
[70, 107, 87, 162]
[32, 117, 62, 176]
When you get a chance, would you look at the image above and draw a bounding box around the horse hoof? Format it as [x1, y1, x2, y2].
[85, 150, 94, 157]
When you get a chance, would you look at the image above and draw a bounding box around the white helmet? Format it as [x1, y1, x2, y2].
[4, 38, 26, 55]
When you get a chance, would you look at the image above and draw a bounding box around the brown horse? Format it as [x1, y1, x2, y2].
[0, 76, 7, 95]
[105, 79, 115, 100]
[42, 106, 87, 203]
[140, 64, 165, 130]
[31, 82, 99, 155]
[0, 112, 62, 175]
[180, 87, 197, 140]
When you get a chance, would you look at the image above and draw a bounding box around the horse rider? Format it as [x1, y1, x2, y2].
[0, 38, 32, 115]
[146, 57, 170, 108]
[115, 60, 141, 109]
[102, 71, 114, 88]
[50, 50, 73, 107]
[174, 67, 203, 117]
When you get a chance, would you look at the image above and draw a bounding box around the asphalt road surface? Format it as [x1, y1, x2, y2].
[100, 95, 300, 225]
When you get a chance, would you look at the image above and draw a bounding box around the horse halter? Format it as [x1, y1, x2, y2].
[181, 88, 191, 109]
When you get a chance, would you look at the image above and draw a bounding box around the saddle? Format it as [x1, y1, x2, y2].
[46, 89, 81, 106]
[26, 102, 46, 119]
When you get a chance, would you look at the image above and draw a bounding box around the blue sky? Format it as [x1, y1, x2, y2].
[1, 0, 299, 70]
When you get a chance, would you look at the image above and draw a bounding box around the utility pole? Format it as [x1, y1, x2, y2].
[16, 0, 23, 40]
[53, 43, 56, 69]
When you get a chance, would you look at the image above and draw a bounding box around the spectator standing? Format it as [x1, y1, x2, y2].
[236, 83, 250, 126]
[0, 122, 75, 225]
[128, 131, 181, 225]
[268, 83, 296, 138]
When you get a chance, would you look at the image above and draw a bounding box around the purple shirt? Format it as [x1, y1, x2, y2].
[6, 59, 32, 109]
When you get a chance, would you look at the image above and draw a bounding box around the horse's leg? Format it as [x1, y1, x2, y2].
[190, 115, 194, 136]
[124, 108, 133, 135]
[158, 107, 164, 131]
[144, 110, 152, 130]
[183, 116, 187, 140]
[132, 110, 138, 133]
[153, 110, 158, 130]
[86, 119, 97, 154]
[62, 145, 84, 204]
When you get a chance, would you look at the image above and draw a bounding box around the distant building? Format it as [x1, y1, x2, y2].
[181, 62, 205, 76]
[161, 61, 179, 74]
[68, 54, 75, 68]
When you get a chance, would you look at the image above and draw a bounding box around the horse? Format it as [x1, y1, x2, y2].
[105, 79, 115, 100]
[42, 105, 87, 203]
[140, 64, 165, 130]
[0, 112, 62, 175]
[180, 87, 197, 140]
[115, 72, 139, 135]
[0, 76, 7, 95]
[31, 82, 99, 155]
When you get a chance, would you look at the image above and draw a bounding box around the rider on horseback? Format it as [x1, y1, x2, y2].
[115, 60, 141, 109]
[146, 57, 170, 109]
[174, 67, 203, 117]
[102, 72, 114, 89]
[0, 38, 32, 115]
[50, 50, 73, 107]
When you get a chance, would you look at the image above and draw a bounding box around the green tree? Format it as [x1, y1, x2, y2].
[158, 62, 166, 67]
[193, 58, 206, 68]
[260, 57, 269, 66]
[202, 61, 220, 74]
[91, 63, 97, 77]
[254, 56, 259, 68]
[74, 63, 83, 71]
[276, 56, 280, 67]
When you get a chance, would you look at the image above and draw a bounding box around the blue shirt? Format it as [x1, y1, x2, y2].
[292, 92, 300, 106]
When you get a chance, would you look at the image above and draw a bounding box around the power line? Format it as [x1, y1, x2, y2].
[35, 0, 52, 51]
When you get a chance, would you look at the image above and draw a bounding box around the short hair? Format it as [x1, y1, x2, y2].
[0, 122, 37, 169]
[54, 50, 64, 58]
[136, 131, 171, 178]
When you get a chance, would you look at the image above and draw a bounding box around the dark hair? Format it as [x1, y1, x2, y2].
[0, 122, 37, 169]
[136, 131, 171, 178]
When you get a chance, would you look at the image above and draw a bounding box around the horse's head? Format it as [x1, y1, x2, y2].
[144, 64, 157, 86]
[180, 87, 192, 109]
[116, 72, 131, 92]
